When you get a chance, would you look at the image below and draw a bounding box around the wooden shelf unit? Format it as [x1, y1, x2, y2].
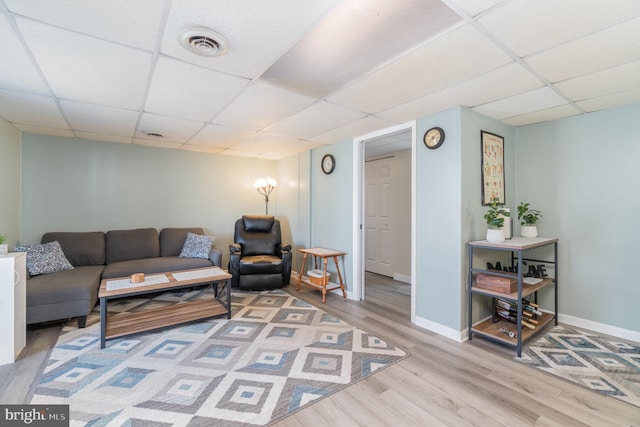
[467, 237, 558, 356]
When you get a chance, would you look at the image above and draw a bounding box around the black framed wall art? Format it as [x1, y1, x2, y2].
[481, 130, 505, 205]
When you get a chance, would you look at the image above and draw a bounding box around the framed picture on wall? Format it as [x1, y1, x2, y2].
[481, 130, 505, 205]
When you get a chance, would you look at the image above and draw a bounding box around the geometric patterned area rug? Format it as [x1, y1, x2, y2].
[30, 288, 407, 426]
[518, 325, 640, 409]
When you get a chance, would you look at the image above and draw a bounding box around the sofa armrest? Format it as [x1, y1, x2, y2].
[208, 247, 222, 267]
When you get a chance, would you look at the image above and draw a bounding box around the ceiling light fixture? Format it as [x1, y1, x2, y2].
[179, 27, 229, 57]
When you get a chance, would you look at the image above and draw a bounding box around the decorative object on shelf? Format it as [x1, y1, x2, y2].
[483, 197, 510, 243]
[253, 176, 277, 214]
[130, 273, 145, 283]
[321, 153, 335, 174]
[0, 233, 7, 255]
[423, 126, 445, 149]
[517, 202, 542, 238]
[481, 130, 505, 205]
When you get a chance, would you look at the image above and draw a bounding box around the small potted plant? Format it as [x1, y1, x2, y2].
[0, 234, 7, 256]
[483, 198, 510, 243]
[517, 202, 542, 238]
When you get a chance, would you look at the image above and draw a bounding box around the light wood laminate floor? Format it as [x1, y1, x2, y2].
[1, 272, 638, 426]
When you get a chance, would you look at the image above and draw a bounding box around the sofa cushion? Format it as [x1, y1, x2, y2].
[15, 241, 74, 276]
[179, 232, 215, 259]
[106, 228, 159, 264]
[159, 227, 204, 257]
[42, 231, 106, 266]
[101, 256, 214, 279]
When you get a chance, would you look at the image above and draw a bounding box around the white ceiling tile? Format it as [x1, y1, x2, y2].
[576, 88, 640, 113]
[160, 0, 339, 78]
[213, 82, 315, 131]
[309, 116, 399, 145]
[502, 104, 582, 127]
[14, 124, 74, 137]
[525, 16, 640, 83]
[228, 133, 298, 154]
[4, 0, 165, 50]
[137, 113, 203, 144]
[555, 60, 640, 101]
[0, 15, 49, 95]
[444, 0, 504, 17]
[0, 90, 67, 128]
[144, 57, 249, 122]
[16, 18, 151, 109]
[378, 62, 543, 122]
[478, 0, 640, 56]
[74, 132, 132, 144]
[187, 124, 256, 149]
[472, 87, 569, 120]
[327, 24, 512, 113]
[268, 101, 366, 139]
[133, 138, 182, 149]
[181, 145, 224, 154]
[60, 100, 138, 136]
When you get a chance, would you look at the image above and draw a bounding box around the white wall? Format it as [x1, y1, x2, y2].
[0, 118, 21, 248]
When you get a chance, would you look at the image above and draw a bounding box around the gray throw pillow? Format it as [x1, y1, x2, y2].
[14, 240, 74, 276]
[179, 232, 215, 259]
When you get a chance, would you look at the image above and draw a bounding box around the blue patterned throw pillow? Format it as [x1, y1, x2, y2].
[14, 240, 74, 276]
[179, 232, 215, 259]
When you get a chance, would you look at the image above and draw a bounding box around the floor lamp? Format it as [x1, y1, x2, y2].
[254, 177, 277, 215]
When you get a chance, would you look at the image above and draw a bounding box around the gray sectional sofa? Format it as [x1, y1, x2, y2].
[26, 227, 222, 328]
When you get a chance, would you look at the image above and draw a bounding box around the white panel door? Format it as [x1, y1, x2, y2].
[365, 158, 393, 277]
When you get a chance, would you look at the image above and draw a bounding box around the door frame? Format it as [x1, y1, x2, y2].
[352, 121, 416, 322]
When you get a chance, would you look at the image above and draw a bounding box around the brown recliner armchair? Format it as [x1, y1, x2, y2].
[228, 215, 292, 290]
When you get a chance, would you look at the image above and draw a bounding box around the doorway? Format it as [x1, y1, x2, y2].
[353, 121, 416, 322]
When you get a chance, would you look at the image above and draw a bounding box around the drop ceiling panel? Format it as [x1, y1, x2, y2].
[268, 101, 366, 139]
[445, 0, 504, 17]
[16, 18, 151, 109]
[378, 62, 542, 123]
[75, 132, 132, 144]
[261, 0, 461, 97]
[137, 113, 203, 144]
[133, 138, 182, 149]
[212, 82, 315, 131]
[525, 16, 640, 83]
[478, 0, 640, 57]
[181, 145, 224, 154]
[0, 15, 49, 94]
[502, 104, 582, 127]
[13, 124, 74, 137]
[187, 124, 256, 149]
[472, 86, 568, 120]
[327, 24, 512, 113]
[228, 133, 298, 154]
[0, 91, 67, 128]
[60, 100, 138, 136]
[576, 88, 640, 113]
[144, 57, 249, 122]
[160, 0, 339, 78]
[309, 116, 399, 145]
[3, 0, 165, 50]
[555, 60, 640, 101]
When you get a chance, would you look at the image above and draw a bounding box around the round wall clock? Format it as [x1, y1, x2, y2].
[321, 154, 335, 174]
[423, 127, 445, 149]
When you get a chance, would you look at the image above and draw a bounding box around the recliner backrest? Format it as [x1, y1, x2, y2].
[235, 215, 281, 257]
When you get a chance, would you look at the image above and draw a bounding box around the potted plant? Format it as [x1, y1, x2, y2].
[517, 202, 542, 238]
[483, 198, 510, 243]
[0, 234, 7, 256]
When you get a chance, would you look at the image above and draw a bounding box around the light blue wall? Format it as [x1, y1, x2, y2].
[20, 133, 277, 266]
[309, 141, 353, 291]
[0, 118, 21, 248]
[515, 103, 640, 332]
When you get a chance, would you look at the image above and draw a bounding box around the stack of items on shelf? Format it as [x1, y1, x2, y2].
[494, 297, 542, 330]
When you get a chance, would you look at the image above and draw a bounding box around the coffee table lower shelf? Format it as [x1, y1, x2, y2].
[104, 299, 228, 340]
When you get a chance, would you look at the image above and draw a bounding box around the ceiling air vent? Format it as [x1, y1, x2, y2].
[179, 27, 228, 57]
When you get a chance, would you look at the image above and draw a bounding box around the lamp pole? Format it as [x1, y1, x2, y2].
[254, 177, 277, 215]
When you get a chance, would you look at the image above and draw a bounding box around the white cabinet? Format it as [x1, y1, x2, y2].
[0, 252, 26, 365]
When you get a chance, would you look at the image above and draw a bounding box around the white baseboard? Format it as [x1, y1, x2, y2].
[413, 315, 464, 343]
[556, 312, 640, 343]
[393, 273, 411, 284]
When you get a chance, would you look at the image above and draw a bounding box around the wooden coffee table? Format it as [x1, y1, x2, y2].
[98, 266, 232, 348]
